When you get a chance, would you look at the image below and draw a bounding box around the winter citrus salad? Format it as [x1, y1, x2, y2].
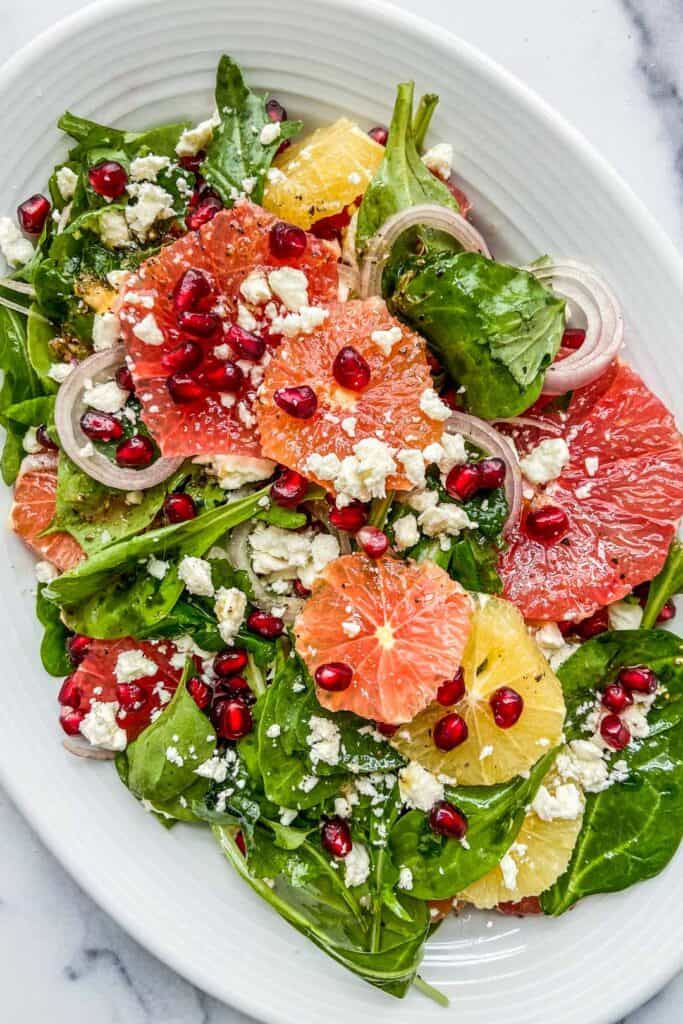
[2, 54, 683, 1004]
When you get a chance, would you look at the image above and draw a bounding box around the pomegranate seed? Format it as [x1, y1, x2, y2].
[36, 424, 58, 450]
[275, 139, 292, 158]
[525, 505, 569, 543]
[375, 721, 399, 737]
[161, 340, 203, 373]
[167, 373, 206, 404]
[329, 501, 368, 531]
[429, 800, 468, 839]
[446, 463, 481, 501]
[294, 579, 311, 598]
[88, 160, 128, 199]
[315, 662, 353, 692]
[164, 492, 197, 523]
[332, 346, 371, 391]
[178, 311, 219, 336]
[215, 697, 253, 740]
[600, 713, 631, 750]
[187, 676, 212, 711]
[272, 468, 308, 507]
[58, 675, 82, 708]
[173, 268, 212, 313]
[186, 195, 223, 230]
[433, 712, 468, 751]
[270, 221, 307, 260]
[67, 634, 91, 664]
[436, 668, 466, 706]
[497, 897, 543, 916]
[17, 193, 51, 234]
[368, 125, 388, 146]
[116, 365, 134, 392]
[274, 385, 317, 418]
[60, 707, 85, 736]
[443, 177, 472, 217]
[602, 682, 633, 714]
[214, 649, 249, 677]
[572, 607, 609, 639]
[477, 457, 506, 491]
[320, 816, 352, 858]
[225, 323, 266, 360]
[179, 151, 206, 175]
[115, 434, 155, 468]
[235, 830, 247, 855]
[247, 610, 284, 638]
[80, 410, 123, 443]
[311, 207, 353, 242]
[357, 525, 389, 558]
[657, 599, 676, 623]
[562, 328, 586, 350]
[617, 665, 658, 694]
[266, 97, 287, 122]
[215, 675, 251, 698]
[116, 683, 147, 711]
[490, 687, 524, 728]
[201, 361, 244, 392]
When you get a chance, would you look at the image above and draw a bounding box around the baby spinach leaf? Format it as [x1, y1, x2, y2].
[26, 305, 59, 391]
[390, 751, 555, 900]
[36, 584, 71, 676]
[641, 539, 683, 628]
[448, 533, 502, 594]
[391, 251, 565, 418]
[58, 111, 188, 162]
[542, 630, 683, 914]
[201, 55, 302, 207]
[0, 306, 45, 484]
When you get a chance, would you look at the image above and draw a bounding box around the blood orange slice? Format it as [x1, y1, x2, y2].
[9, 453, 83, 571]
[118, 201, 339, 458]
[256, 297, 444, 496]
[294, 553, 472, 724]
[67, 638, 184, 740]
[498, 362, 683, 621]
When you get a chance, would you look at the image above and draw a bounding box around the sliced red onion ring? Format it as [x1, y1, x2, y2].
[62, 736, 116, 760]
[494, 416, 563, 436]
[55, 345, 184, 490]
[359, 203, 491, 298]
[338, 263, 359, 301]
[525, 260, 624, 395]
[227, 521, 305, 624]
[444, 412, 522, 533]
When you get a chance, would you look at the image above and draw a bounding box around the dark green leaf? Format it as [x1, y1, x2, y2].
[36, 584, 72, 676]
[641, 539, 683, 628]
[0, 305, 45, 484]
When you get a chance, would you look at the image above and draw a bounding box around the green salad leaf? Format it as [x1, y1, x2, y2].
[0, 306, 46, 484]
[36, 583, 72, 676]
[26, 305, 59, 391]
[201, 55, 302, 207]
[391, 250, 565, 418]
[542, 630, 683, 914]
[641, 538, 683, 628]
[58, 112, 188, 163]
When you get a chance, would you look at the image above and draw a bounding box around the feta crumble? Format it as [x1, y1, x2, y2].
[214, 586, 247, 644]
[394, 514, 420, 551]
[307, 715, 341, 766]
[344, 843, 370, 887]
[531, 782, 584, 822]
[114, 650, 158, 684]
[370, 326, 403, 357]
[0, 217, 34, 267]
[519, 438, 570, 485]
[92, 312, 121, 351]
[268, 305, 328, 336]
[56, 165, 78, 200]
[83, 379, 129, 414]
[422, 143, 453, 181]
[35, 560, 58, 584]
[268, 267, 309, 311]
[607, 600, 643, 631]
[129, 154, 171, 182]
[240, 270, 272, 305]
[147, 556, 169, 580]
[178, 556, 215, 597]
[419, 388, 451, 422]
[132, 312, 165, 346]
[99, 209, 131, 249]
[176, 110, 221, 157]
[80, 700, 127, 751]
[259, 121, 281, 145]
[193, 454, 276, 490]
[125, 183, 175, 239]
[398, 761, 444, 811]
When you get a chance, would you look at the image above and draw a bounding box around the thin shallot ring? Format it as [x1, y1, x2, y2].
[444, 412, 522, 534]
[55, 345, 184, 490]
[359, 204, 491, 298]
[62, 736, 116, 760]
[525, 260, 624, 395]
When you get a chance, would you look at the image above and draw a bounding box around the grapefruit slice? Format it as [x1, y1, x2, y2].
[459, 763, 584, 908]
[9, 453, 83, 571]
[498, 362, 683, 621]
[294, 552, 472, 724]
[256, 297, 444, 496]
[66, 637, 183, 740]
[118, 201, 339, 458]
[392, 596, 565, 784]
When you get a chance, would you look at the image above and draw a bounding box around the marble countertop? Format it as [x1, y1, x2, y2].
[1, 1, 682, 1021]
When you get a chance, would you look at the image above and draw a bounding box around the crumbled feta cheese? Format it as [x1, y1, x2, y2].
[92, 312, 121, 351]
[334, 438, 397, 506]
[422, 143, 453, 181]
[259, 121, 281, 145]
[419, 388, 451, 422]
[334, 796, 352, 818]
[394, 513, 420, 551]
[407, 488, 439, 513]
[608, 600, 643, 631]
[106, 269, 129, 289]
[236, 302, 258, 332]
[425, 432, 468, 480]
[398, 761, 444, 811]
[99, 209, 131, 249]
[519, 438, 570, 485]
[305, 452, 342, 481]
[341, 416, 357, 438]
[176, 110, 221, 157]
[125, 183, 175, 239]
[0, 216, 34, 266]
[214, 586, 247, 644]
[370, 326, 403, 357]
[22, 426, 42, 455]
[195, 755, 229, 782]
[178, 556, 215, 597]
[266, 167, 286, 184]
[344, 843, 370, 887]
[56, 165, 79, 200]
[114, 649, 158, 684]
[83, 378, 128, 414]
[79, 441, 95, 458]
[268, 267, 309, 311]
[342, 617, 362, 638]
[132, 313, 165, 346]
[531, 782, 583, 821]
[268, 305, 328, 336]
[299, 774, 318, 793]
[419, 503, 473, 538]
[126, 490, 143, 505]
[35, 560, 58, 584]
[129, 154, 171, 182]
[307, 715, 341, 766]
[532, 622, 578, 671]
[499, 851, 518, 891]
[266, 724, 281, 739]
[397, 449, 426, 489]
[193, 453, 276, 490]
[166, 745, 184, 767]
[621, 702, 650, 739]
[147, 556, 169, 580]
[556, 739, 610, 794]
[80, 700, 127, 751]
[279, 807, 297, 826]
[398, 866, 414, 891]
[47, 361, 74, 384]
[240, 270, 272, 305]
[241, 176, 258, 195]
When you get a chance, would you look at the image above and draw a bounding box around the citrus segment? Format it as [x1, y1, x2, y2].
[9, 453, 84, 571]
[256, 297, 444, 496]
[118, 201, 339, 457]
[499, 362, 683, 621]
[263, 118, 384, 229]
[294, 553, 472, 724]
[392, 596, 565, 784]
[459, 763, 584, 908]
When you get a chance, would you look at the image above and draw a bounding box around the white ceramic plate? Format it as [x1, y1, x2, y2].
[1, 1, 681, 1022]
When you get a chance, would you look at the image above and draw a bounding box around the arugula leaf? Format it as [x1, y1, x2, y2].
[356, 81, 458, 261]
[36, 584, 72, 676]
[542, 630, 683, 914]
[391, 250, 565, 418]
[58, 112, 188, 162]
[641, 538, 683, 628]
[390, 751, 555, 899]
[0, 306, 45, 484]
[201, 55, 302, 206]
